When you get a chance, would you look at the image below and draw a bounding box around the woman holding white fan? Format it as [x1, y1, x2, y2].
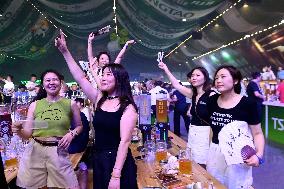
[206, 65, 265, 189]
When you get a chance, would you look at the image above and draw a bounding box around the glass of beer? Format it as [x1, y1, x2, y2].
[179, 148, 192, 175]
[155, 140, 167, 162]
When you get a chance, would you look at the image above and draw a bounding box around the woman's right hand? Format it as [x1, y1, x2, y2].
[11, 121, 23, 134]
[55, 29, 68, 54]
[158, 61, 169, 71]
[88, 32, 95, 42]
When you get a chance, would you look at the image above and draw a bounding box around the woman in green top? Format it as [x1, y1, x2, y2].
[12, 70, 83, 189]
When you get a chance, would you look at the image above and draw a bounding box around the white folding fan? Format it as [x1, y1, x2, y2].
[218, 121, 255, 165]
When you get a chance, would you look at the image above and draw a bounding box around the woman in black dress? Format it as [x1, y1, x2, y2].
[56, 30, 138, 189]
[0, 151, 8, 189]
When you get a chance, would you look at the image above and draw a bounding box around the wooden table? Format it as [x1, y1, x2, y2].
[131, 131, 226, 189]
[4, 151, 85, 183]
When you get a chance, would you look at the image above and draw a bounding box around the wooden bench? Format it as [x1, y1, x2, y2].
[5, 151, 85, 183]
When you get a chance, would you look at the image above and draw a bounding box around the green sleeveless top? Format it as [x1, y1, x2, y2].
[33, 98, 72, 137]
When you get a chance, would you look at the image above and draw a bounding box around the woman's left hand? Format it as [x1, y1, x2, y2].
[244, 154, 259, 167]
[108, 178, 120, 189]
[58, 132, 73, 149]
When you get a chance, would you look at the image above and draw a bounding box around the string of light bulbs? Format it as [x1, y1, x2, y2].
[25, 0, 67, 37]
[164, 0, 243, 58]
[192, 19, 284, 60]
[113, 0, 118, 36]
[0, 53, 16, 60]
[1, 0, 66, 61]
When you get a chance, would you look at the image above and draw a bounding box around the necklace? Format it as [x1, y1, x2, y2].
[106, 96, 119, 100]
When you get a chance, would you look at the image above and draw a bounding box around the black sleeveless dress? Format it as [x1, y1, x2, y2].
[0, 152, 8, 189]
[92, 104, 138, 189]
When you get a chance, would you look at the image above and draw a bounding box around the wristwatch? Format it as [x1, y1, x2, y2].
[256, 154, 265, 165]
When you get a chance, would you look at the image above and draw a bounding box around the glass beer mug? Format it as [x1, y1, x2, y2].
[143, 140, 156, 162]
[155, 140, 167, 162]
[179, 148, 192, 175]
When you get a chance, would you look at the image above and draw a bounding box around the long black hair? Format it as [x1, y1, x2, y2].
[186, 67, 211, 97]
[213, 65, 242, 94]
[97, 63, 138, 112]
[33, 69, 63, 101]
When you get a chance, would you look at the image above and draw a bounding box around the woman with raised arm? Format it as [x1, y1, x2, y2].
[88, 32, 135, 66]
[56, 30, 138, 189]
[88, 33, 135, 90]
[12, 69, 83, 189]
[158, 61, 213, 168]
[206, 65, 265, 189]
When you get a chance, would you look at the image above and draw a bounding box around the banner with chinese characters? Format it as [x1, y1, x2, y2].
[138, 94, 151, 125]
[156, 99, 168, 123]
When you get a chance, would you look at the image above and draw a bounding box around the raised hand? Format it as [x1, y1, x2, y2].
[158, 61, 169, 71]
[88, 32, 95, 42]
[125, 40, 135, 46]
[55, 29, 68, 54]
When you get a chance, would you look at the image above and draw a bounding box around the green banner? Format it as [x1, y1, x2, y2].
[144, 0, 223, 21]
[267, 105, 284, 145]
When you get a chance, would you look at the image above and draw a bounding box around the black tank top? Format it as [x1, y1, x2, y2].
[93, 103, 129, 150]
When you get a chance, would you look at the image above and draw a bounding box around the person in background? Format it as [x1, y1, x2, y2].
[12, 69, 83, 189]
[138, 82, 147, 94]
[68, 98, 90, 189]
[88, 32, 135, 67]
[158, 62, 213, 168]
[26, 74, 37, 97]
[246, 72, 265, 119]
[277, 66, 284, 80]
[149, 80, 169, 119]
[13, 84, 29, 104]
[56, 29, 138, 189]
[69, 98, 90, 154]
[267, 66, 276, 80]
[262, 66, 276, 81]
[67, 83, 80, 99]
[276, 79, 284, 103]
[145, 79, 155, 91]
[172, 83, 191, 136]
[59, 75, 69, 98]
[32, 85, 46, 102]
[207, 65, 265, 189]
[87, 33, 135, 91]
[0, 75, 15, 104]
